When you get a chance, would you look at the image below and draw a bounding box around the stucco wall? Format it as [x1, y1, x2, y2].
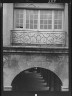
[3, 53, 69, 89]
[3, 3, 13, 46]
[64, 3, 68, 47]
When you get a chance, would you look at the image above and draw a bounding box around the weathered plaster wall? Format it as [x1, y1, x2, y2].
[3, 53, 69, 89]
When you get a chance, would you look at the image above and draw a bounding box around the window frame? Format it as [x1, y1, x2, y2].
[14, 9, 64, 31]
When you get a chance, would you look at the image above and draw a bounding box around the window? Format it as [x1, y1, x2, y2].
[54, 11, 63, 29]
[40, 10, 52, 29]
[14, 9, 63, 31]
[14, 10, 23, 28]
[26, 10, 38, 29]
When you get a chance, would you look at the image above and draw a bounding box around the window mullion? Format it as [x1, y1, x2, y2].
[52, 10, 54, 31]
[29, 11, 30, 29]
[14, 10, 16, 29]
[18, 11, 20, 28]
[38, 10, 40, 31]
[62, 11, 63, 30]
[23, 10, 26, 29]
[33, 14, 34, 29]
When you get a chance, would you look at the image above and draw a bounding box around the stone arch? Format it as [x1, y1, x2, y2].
[11, 67, 62, 91]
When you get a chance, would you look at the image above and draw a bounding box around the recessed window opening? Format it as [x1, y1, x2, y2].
[14, 9, 64, 31]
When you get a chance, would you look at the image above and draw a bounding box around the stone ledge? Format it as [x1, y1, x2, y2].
[61, 86, 69, 91]
[3, 46, 69, 54]
[3, 86, 12, 91]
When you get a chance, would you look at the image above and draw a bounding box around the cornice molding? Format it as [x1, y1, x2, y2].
[3, 46, 69, 54]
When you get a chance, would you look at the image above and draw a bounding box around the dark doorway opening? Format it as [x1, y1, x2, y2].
[11, 67, 62, 91]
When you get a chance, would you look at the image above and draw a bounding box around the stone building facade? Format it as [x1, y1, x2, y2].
[3, 3, 69, 91]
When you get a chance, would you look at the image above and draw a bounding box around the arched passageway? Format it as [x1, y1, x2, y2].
[11, 67, 62, 91]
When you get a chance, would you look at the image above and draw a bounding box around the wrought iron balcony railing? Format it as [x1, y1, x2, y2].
[10, 30, 67, 47]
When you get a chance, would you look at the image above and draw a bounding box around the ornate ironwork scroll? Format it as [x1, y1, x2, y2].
[11, 31, 66, 46]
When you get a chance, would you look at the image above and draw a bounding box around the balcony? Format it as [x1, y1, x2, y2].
[10, 30, 67, 47]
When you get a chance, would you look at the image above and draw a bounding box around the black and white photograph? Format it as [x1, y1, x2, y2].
[2, 0, 71, 95]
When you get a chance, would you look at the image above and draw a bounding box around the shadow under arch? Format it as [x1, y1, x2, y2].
[11, 67, 62, 91]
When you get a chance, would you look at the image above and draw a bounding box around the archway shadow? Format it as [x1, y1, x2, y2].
[11, 67, 62, 91]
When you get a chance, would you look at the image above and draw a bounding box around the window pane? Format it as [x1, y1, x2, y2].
[26, 24, 29, 29]
[20, 19, 23, 23]
[54, 25, 57, 29]
[30, 15, 33, 20]
[15, 10, 23, 28]
[30, 24, 33, 29]
[30, 20, 33, 24]
[40, 10, 52, 15]
[48, 25, 52, 29]
[16, 24, 20, 28]
[58, 11, 62, 15]
[40, 20, 43, 24]
[26, 10, 29, 14]
[26, 10, 38, 29]
[54, 15, 62, 20]
[47, 11, 52, 15]
[47, 15, 52, 19]
[43, 15, 47, 19]
[26, 20, 29, 24]
[33, 10, 38, 14]
[34, 20, 37, 24]
[16, 19, 19, 23]
[54, 20, 62, 25]
[58, 20, 62, 24]
[44, 25, 47, 29]
[58, 25, 62, 29]
[54, 10, 62, 29]
[34, 25, 37, 29]
[44, 20, 47, 24]
[34, 15, 38, 19]
[16, 14, 19, 18]
[54, 20, 57, 24]
[19, 23, 23, 28]
[54, 11, 62, 20]
[40, 25, 43, 29]
[40, 10, 52, 29]
[19, 10, 23, 14]
[48, 20, 52, 24]
[40, 15, 43, 19]
[58, 15, 62, 19]
[20, 14, 23, 18]
[54, 15, 58, 19]
[26, 14, 29, 20]
[29, 10, 33, 15]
